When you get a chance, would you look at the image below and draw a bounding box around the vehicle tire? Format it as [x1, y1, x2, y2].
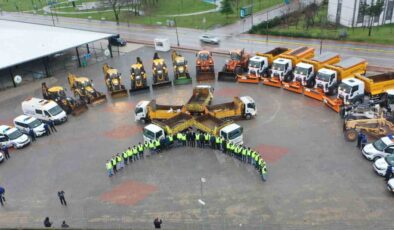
[344, 129, 358, 142]
[235, 66, 242, 75]
[141, 118, 146, 124]
[245, 114, 252, 120]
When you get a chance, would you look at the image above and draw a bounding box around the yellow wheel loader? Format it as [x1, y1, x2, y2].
[152, 52, 172, 88]
[103, 63, 128, 98]
[171, 50, 191, 85]
[130, 57, 149, 93]
[67, 73, 107, 105]
[42, 82, 88, 116]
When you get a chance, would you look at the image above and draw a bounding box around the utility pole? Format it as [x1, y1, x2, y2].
[251, 0, 254, 28]
[50, 6, 55, 26]
[174, 18, 180, 47]
[266, 9, 269, 42]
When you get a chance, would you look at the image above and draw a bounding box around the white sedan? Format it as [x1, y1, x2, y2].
[373, 155, 394, 176]
[199, 34, 220, 44]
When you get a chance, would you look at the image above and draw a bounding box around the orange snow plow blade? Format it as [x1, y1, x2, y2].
[323, 96, 343, 113]
[237, 74, 260, 84]
[303, 87, 324, 101]
[282, 81, 303, 94]
[262, 77, 282, 88]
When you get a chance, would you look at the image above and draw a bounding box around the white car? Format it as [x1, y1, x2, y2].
[387, 178, 394, 192]
[14, 115, 47, 137]
[199, 34, 220, 44]
[373, 155, 394, 176]
[0, 125, 31, 149]
[362, 136, 394, 161]
[0, 152, 4, 163]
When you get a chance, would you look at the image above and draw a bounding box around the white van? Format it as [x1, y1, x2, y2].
[0, 125, 31, 149]
[21, 97, 67, 124]
[14, 115, 47, 137]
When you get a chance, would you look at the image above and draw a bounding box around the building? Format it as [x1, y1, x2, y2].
[328, 0, 394, 27]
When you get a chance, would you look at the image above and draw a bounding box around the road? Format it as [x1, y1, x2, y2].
[1, 6, 394, 69]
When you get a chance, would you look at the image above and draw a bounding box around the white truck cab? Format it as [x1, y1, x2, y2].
[248, 56, 269, 78]
[293, 62, 314, 86]
[240, 96, 257, 119]
[0, 125, 31, 149]
[22, 97, 67, 124]
[271, 58, 292, 82]
[13, 115, 46, 137]
[373, 154, 394, 176]
[337, 78, 365, 105]
[135, 100, 151, 122]
[362, 136, 394, 161]
[142, 123, 244, 145]
[315, 68, 337, 94]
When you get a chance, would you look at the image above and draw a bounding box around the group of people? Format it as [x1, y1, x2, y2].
[28, 119, 57, 142]
[105, 130, 268, 182]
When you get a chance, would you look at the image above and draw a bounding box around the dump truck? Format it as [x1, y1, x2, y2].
[207, 96, 257, 120]
[218, 49, 250, 81]
[343, 113, 394, 142]
[263, 47, 315, 88]
[282, 52, 341, 94]
[130, 57, 149, 93]
[194, 114, 244, 145]
[134, 100, 185, 124]
[238, 47, 289, 84]
[185, 85, 214, 114]
[142, 113, 195, 142]
[304, 57, 367, 101]
[171, 50, 192, 85]
[323, 72, 394, 113]
[42, 82, 88, 116]
[103, 63, 128, 98]
[152, 52, 171, 88]
[67, 73, 107, 105]
[196, 50, 215, 81]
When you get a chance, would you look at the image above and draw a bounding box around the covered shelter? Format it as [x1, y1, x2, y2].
[0, 20, 114, 88]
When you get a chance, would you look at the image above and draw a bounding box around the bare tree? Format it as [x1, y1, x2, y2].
[101, 0, 128, 25]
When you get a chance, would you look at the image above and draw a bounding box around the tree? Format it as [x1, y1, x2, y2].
[220, 0, 233, 19]
[367, 0, 384, 36]
[101, 0, 127, 25]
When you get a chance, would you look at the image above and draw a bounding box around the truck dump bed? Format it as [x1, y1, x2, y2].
[148, 100, 184, 120]
[356, 72, 394, 95]
[153, 113, 194, 135]
[334, 57, 366, 69]
[186, 87, 212, 113]
[311, 52, 340, 63]
[207, 97, 243, 119]
[278, 46, 315, 64]
[194, 114, 231, 135]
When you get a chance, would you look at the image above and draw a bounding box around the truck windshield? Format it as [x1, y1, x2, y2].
[7, 129, 23, 140]
[338, 83, 351, 93]
[198, 53, 209, 60]
[28, 119, 42, 129]
[388, 94, 394, 105]
[373, 139, 388, 151]
[247, 103, 256, 109]
[227, 127, 243, 140]
[48, 105, 63, 116]
[316, 73, 331, 82]
[249, 60, 261, 68]
[230, 52, 241, 61]
[385, 154, 394, 166]
[176, 60, 185, 66]
[143, 128, 156, 140]
[135, 107, 143, 114]
[272, 63, 285, 71]
[294, 67, 308, 75]
[80, 81, 92, 88]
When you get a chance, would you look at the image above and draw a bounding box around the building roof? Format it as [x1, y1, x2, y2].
[0, 20, 113, 70]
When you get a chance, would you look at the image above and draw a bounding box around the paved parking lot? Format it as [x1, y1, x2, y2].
[0, 46, 393, 230]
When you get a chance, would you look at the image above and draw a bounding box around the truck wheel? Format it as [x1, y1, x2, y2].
[245, 114, 252, 120]
[344, 129, 358, 142]
[235, 67, 242, 75]
[141, 118, 146, 124]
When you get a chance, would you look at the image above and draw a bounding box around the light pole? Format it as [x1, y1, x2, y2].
[251, 0, 254, 28]
[174, 17, 180, 47]
[266, 8, 269, 42]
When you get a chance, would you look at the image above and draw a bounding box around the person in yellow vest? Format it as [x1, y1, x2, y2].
[241, 147, 247, 163]
[106, 160, 113, 177]
[149, 140, 155, 155]
[127, 147, 133, 164]
[168, 134, 174, 148]
[246, 147, 252, 164]
[155, 139, 160, 153]
[132, 145, 139, 161]
[116, 153, 123, 170]
[138, 142, 144, 159]
[230, 142, 236, 157]
[123, 150, 128, 165]
[111, 155, 117, 173]
[176, 133, 182, 146]
[261, 164, 268, 181]
[203, 133, 209, 148]
[251, 150, 256, 166]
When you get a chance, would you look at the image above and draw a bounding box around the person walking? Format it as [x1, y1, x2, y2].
[153, 217, 163, 229]
[1, 145, 10, 159]
[106, 160, 113, 177]
[28, 128, 36, 142]
[49, 120, 57, 133]
[43, 217, 52, 228]
[44, 123, 51, 136]
[58, 191, 67, 206]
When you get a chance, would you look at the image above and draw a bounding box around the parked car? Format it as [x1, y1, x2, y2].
[387, 178, 394, 192]
[373, 154, 394, 176]
[14, 115, 46, 137]
[109, 34, 127, 47]
[199, 34, 220, 44]
[0, 152, 4, 163]
[0, 125, 31, 149]
[362, 136, 394, 161]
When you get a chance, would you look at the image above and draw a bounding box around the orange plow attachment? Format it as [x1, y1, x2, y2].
[303, 87, 324, 101]
[323, 96, 343, 113]
[262, 77, 282, 88]
[237, 74, 260, 84]
[282, 81, 303, 94]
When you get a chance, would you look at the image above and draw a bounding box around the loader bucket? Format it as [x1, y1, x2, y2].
[152, 80, 172, 89]
[110, 89, 128, 98]
[174, 74, 192, 85]
[129, 86, 150, 94]
[196, 72, 215, 82]
[71, 102, 88, 116]
[91, 94, 107, 105]
[218, 71, 237, 82]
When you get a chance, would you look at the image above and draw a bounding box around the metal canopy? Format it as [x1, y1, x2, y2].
[0, 20, 114, 70]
